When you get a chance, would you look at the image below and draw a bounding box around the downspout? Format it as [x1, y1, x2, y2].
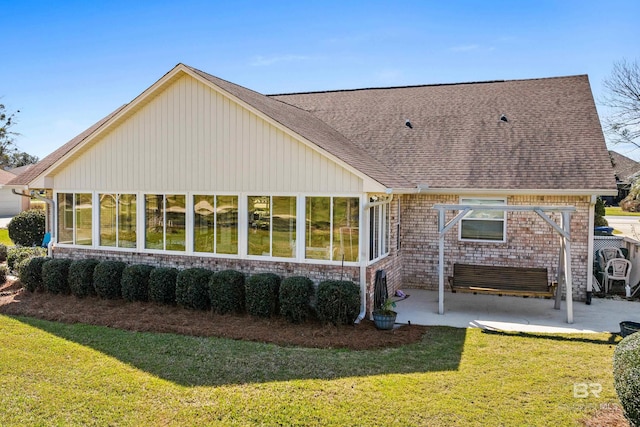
[12, 189, 56, 257]
[355, 194, 394, 323]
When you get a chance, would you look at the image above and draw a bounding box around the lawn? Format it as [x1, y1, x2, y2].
[0, 228, 13, 246]
[0, 315, 621, 426]
[605, 206, 640, 217]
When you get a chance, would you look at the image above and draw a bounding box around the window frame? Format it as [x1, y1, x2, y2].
[56, 192, 93, 246]
[458, 197, 507, 243]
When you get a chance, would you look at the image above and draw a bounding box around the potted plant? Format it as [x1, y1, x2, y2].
[372, 297, 397, 330]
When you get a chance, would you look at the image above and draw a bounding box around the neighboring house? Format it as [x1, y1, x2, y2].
[605, 150, 640, 205]
[7, 64, 617, 317]
[0, 167, 30, 216]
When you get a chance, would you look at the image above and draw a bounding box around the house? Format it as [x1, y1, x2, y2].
[605, 150, 640, 205]
[7, 64, 617, 319]
[0, 167, 31, 216]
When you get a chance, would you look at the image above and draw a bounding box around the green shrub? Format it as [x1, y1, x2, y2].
[614, 331, 640, 426]
[42, 259, 72, 294]
[316, 280, 360, 325]
[68, 259, 100, 298]
[7, 246, 46, 272]
[121, 264, 155, 302]
[245, 273, 281, 318]
[279, 276, 315, 324]
[0, 244, 8, 262]
[209, 270, 245, 315]
[176, 268, 213, 310]
[93, 261, 126, 299]
[7, 209, 46, 246]
[0, 264, 7, 284]
[19, 256, 51, 292]
[149, 267, 178, 305]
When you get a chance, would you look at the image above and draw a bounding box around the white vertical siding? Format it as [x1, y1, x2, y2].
[53, 74, 363, 194]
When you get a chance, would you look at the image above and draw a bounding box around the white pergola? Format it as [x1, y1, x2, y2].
[433, 204, 577, 323]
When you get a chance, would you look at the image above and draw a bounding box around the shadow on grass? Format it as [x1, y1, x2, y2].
[481, 328, 621, 345]
[12, 316, 467, 387]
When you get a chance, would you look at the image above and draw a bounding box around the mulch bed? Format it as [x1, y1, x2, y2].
[0, 278, 427, 350]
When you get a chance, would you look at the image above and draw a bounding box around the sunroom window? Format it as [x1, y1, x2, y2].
[306, 197, 359, 262]
[459, 198, 506, 242]
[57, 193, 92, 245]
[247, 196, 296, 258]
[193, 195, 238, 254]
[99, 194, 137, 248]
[369, 198, 390, 261]
[144, 194, 186, 251]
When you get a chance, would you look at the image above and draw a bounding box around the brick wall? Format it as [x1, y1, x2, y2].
[399, 194, 591, 300]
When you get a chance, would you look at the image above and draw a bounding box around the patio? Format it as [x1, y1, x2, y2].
[393, 288, 640, 334]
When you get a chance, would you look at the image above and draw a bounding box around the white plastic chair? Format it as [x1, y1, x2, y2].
[603, 258, 632, 295]
[598, 247, 624, 271]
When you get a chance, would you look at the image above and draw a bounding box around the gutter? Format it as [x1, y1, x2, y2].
[386, 186, 618, 197]
[12, 190, 56, 257]
[355, 193, 394, 323]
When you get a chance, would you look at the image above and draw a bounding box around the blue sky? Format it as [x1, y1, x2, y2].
[3, 0, 640, 161]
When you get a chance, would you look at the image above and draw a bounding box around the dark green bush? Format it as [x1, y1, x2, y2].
[209, 270, 245, 315]
[614, 331, 640, 426]
[316, 280, 360, 325]
[0, 244, 8, 262]
[7, 246, 46, 272]
[279, 276, 315, 324]
[93, 261, 126, 299]
[42, 259, 72, 294]
[20, 256, 51, 292]
[176, 268, 213, 310]
[68, 259, 100, 298]
[0, 264, 7, 284]
[121, 264, 155, 302]
[245, 273, 281, 318]
[7, 209, 46, 246]
[149, 267, 178, 305]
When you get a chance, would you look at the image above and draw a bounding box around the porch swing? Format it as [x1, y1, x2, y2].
[433, 203, 577, 323]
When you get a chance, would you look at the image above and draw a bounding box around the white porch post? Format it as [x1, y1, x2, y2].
[438, 208, 445, 315]
[562, 211, 574, 324]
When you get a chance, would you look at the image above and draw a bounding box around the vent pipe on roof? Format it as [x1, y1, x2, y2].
[500, 114, 508, 123]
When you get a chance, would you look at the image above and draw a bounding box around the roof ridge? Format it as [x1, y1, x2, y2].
[268, 74, 589, 97]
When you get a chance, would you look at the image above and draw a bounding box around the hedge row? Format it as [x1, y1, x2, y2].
[19, 258, 361, 325]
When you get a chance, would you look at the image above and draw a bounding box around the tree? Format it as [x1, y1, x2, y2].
[0, 102, 38, 168]
[0, 102, 19, 161]
[602, 59, 640, 148]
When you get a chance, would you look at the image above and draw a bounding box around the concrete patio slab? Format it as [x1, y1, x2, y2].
[393, 289, 640, 334]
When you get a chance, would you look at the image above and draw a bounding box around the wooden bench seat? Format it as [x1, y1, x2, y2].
[448, 263, 556, 298]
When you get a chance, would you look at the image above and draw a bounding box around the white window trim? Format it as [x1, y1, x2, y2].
[368, 200, 391, 263]
[458, 197, 507, 243]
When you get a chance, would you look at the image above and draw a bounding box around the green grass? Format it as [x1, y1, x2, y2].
[0, 228, 13, 246]
[0, 315, 621, 426]
[605, 206, 640, 217]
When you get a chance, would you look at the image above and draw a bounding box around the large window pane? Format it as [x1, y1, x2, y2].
[272, 196, 296, 258]
[145, 194, 164, 249]
[118, 194, 137, 248]
[165, 195, 186, 251]
[305, 197, 331, 260]
[194, 195, 215, 253]
[216, 195, 238, 254]
[57, 193, 73, 244]
[75, 193, 92, 245]
[333, 198, 359, 262]
[99, 194, 117, 247]
[248, 196, 270, 256]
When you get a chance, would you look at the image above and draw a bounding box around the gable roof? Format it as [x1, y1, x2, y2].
[12, 64, 616, 194]
[272, 75, 616, 192]
[0, 168, 16, 185]
[609, 150, 640, 183]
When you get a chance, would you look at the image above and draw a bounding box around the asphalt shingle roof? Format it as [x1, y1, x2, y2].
[9, 64, 617, 193]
